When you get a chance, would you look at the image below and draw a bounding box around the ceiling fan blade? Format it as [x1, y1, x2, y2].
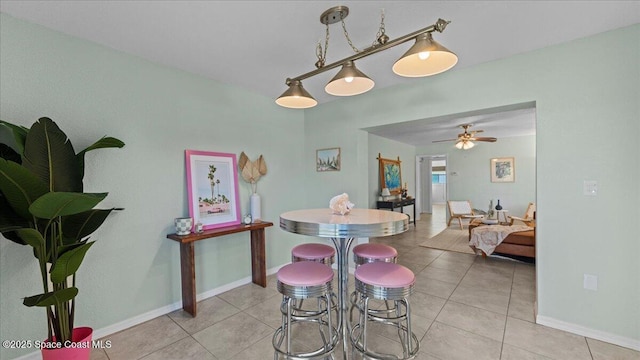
[432, 139, 458, 143]
[471, 137, 497, 142]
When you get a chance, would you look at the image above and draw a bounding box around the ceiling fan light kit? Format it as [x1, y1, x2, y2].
[276, 5, 457, 108]
[455, 140, 475, 150]
[436, 124, 497, 150]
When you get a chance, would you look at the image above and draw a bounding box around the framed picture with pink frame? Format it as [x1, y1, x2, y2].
[185, 150, 241, 230]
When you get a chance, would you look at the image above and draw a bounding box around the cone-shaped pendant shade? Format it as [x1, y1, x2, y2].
[325, 61, 375, 96]
[393, 32, 458, 77]
[275, 80, 317, 108]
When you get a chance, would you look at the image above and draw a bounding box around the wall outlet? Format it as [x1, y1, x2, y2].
[583, 274, 598, 291]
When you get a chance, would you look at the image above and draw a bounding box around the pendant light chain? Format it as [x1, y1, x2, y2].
[340, 15, 361, 53]
[318, 9, 389, 66]
[373, 10, 389, 46]
[316, 23, 330, 68]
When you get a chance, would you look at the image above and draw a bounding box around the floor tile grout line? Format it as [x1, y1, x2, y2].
[584, 335, 595, 360]
[498, 258, 518, 359]
[165, 314, 220, 359]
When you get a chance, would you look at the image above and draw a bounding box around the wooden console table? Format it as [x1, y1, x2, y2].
[376, 198, 416, 226]
[167, 221, 273, 317]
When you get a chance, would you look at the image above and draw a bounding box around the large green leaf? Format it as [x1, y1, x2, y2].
[76, 136, 125, 180]
[23, 287, 78, 307]
[22, 117, 82, 192]
[50, 242, 94, 283]
[78, 136, 125, 154]
[0, 196, 30, 244]
[0, 158, 49, 219]
[61, 208, 120, 241]
[0, 120, 28, 154]
[0, 143, 21, 163]
[15, 228, 44, 248]
[29, 192, 107, 219]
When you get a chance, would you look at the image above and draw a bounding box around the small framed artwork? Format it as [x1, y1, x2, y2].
[185, 150, 241, 230]
[490, 157, 515, 183]
[378, 155, 402, 195]
[316, 147, 341, 171]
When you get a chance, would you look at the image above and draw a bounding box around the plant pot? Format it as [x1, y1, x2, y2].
[41, 327, 93, 360]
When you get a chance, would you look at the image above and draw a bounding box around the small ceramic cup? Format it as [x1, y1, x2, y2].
[175, 217, 193, 235]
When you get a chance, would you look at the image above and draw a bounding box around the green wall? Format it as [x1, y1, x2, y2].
[0, 14, 308, 359]
[418, 135, 537, 218]
[305, 25, 639, 345]
[1, 12, 638, 359]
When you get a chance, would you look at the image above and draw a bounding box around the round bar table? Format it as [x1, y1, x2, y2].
[280, 208, 409, 359]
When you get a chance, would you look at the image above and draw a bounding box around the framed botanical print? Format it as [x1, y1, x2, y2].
[378, 156, 402, 195]
[316, 147, 341, 171]
[490, 157, 515, 183]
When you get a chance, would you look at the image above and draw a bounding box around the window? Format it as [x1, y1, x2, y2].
[432, 174, 446, 184]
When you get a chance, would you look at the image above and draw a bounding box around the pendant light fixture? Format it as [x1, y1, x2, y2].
[392, 32, 458, 77]
[325, 61, 375, 96]
[276, 6, 457, 109]
[274, 80, 317, 109]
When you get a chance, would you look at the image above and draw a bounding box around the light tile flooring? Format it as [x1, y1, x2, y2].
[92, 205, 639, 359]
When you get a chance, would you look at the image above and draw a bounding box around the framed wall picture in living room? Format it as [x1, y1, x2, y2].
[378, 155, 403, 194]
[185, 150, 241, 230]
[490, 157, 515, 182]
[316, 147, 341, 171]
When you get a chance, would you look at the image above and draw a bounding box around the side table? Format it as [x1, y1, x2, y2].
[167, 221, 273, 317]
[376, 197, 416, 226]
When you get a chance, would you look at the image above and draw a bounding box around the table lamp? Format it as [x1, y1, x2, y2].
[381, 188, 391, 200]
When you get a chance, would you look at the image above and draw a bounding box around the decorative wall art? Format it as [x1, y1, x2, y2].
[490, 157, 515, 183]
[185, 150, 241, 229]
[378, 154, 403, 195]
[316, 147, 341, 171]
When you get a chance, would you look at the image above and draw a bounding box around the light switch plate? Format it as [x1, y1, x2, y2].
[583, 274, 598, 291]
[583, 180, 597, 196]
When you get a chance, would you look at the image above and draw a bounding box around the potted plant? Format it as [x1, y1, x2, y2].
[0, 117, 124, 359]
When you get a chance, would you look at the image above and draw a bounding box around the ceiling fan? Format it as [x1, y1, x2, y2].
[433, 124, 497, 149]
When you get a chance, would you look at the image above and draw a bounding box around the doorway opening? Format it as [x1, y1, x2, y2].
[416, 155, 447, 215]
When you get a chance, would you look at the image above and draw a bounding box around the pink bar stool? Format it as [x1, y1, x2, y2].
[350, 262, 419, 359]
[272, 261, 339, 359]
[352, 243, 398, 265]
[291, 243, 336, 312]
[291, 243, 335, 266]
[351, 243, 399, 318]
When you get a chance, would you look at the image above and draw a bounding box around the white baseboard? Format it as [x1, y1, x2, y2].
[537, 315, 640, 351]
[11, 265, 286, 360]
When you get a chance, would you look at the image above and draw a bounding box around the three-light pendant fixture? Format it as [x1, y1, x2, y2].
[276, 6, 458, 109]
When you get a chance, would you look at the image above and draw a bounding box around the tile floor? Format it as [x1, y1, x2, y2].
[91, 205, 639, 359]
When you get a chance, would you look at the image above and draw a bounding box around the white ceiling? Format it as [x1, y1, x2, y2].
[365, 104, 537, 146]
[1, 1, 638, 146]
